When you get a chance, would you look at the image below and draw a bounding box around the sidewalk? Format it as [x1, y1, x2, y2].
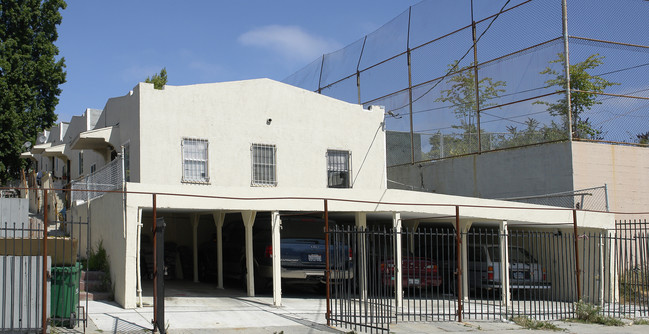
[53, 299, 649, 334]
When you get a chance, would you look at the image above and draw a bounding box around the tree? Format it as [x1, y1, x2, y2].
[145, 67, 167, 89]
[430, 61, 506, 156]
[536, 53, 619, 140]
[0, 0, 67, 183]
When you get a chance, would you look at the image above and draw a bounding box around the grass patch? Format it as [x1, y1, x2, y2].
[632, 318, 649, 325]
[569, 301, 625, 326]
[512, 316, 563, 331]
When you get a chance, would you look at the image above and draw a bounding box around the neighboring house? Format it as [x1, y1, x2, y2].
[22, 79, 612, 309]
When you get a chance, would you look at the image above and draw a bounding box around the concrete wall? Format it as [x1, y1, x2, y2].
[572, 142, 649, 215]
[388, 142, 574, 199]
[137, 80, 387, 190]
[70, 192, 131, 307]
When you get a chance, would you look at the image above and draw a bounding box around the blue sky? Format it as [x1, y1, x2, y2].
[54, 0, 420, 122]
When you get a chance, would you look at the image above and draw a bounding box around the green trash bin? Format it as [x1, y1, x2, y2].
[51, 262, 81, 328]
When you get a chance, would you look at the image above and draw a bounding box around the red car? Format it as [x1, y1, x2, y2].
[380, 256, 442, 288]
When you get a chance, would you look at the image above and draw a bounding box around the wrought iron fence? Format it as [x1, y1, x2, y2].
[284, 0, 649, 167]
[327, 222, 649, 333]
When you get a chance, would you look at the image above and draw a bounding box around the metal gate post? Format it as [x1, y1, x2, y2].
[573, 209, 581, 301]
[152, 194, 157, 331]
[324, 200, 331, 326]
[42, 189, 49, 334]
[455, 206, 462, 322]
[154, 217, 166, 334]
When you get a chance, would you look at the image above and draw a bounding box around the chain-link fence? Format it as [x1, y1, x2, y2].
[70, 156, 123, 202]
[283, 0, 649, 167]
[498, 185, 609, 211]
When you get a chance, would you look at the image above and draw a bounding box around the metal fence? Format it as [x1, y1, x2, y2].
[283, 0, 649, 167]
[1, 191, 90, 333]
[70, 156, 123, 203]
[327, 221, 649, 333]
[498, 185, 609, 211]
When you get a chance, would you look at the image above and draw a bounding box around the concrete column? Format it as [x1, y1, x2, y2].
[242, 210, 257, 297]
[403, 220, 419, 253]
[355, 212, 368, 302]
[393, 212, 403, 308]
[191, 214, 200, 283]
[271, 211, 282, 306]
[499, 220, 511, 306]
[213, 212, 225, 289]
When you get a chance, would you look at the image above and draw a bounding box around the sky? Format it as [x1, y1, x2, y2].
[54, 0, 420, 123]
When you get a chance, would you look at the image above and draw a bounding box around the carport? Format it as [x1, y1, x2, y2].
[133, 196, 613, 313]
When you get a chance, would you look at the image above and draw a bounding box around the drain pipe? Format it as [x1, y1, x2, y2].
[136, 207, 143, 307]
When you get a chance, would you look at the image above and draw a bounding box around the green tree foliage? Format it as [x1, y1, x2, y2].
[0, 0, 67, 183]
[145, 67, 167, 89]
[637, 131, 649, 145]
[536, 53, 619, 140]
[429, 61, 506, 157]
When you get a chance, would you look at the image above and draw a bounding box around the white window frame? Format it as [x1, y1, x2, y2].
[327, 150, 351, 188]
[182, 138, 209, 183]
[251, 143, 277, 186]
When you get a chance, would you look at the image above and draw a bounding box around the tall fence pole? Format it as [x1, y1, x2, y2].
[573, 209, 581, 301]
[456, 205, 462, 322]
[562, 0, 573, 141]
[471, 0, 482, 153]
[41, 189, 48, 334]
[324, 199, 331, 326]
[407, 7, 415, 164]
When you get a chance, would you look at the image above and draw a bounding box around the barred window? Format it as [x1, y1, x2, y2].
[327, 150, 351, 188]
[251, 143, 276, 186]
[182, 138, 209, 183]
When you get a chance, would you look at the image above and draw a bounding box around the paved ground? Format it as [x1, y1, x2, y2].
[47, 281, 649, 333]
[47, 298, 649, 334]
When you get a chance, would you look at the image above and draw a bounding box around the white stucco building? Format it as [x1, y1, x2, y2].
[22, 79, 613, 309]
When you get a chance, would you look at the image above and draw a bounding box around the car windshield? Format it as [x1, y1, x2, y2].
[280, 219, 326, 239]
[486, 246, 535, 263]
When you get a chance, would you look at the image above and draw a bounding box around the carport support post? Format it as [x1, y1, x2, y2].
[213, 212, 225, 289]
[191, 214, 200, 283]
[393, 212, 403, 308]
[242, 210, 257, 296]
[499, 220, 511, 307]
[355, 212, 368, 302]
[271, 211, 282, 306]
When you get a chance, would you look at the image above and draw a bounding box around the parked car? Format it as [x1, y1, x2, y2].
[467, 244, 550, 292]
[199, 215, 353, 290]
[380, 255, 442, 288]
